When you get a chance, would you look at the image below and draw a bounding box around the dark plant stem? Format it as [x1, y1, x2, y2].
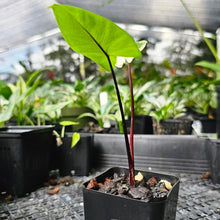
[128, 63, 134, 164]
[107, 55, 135, 186]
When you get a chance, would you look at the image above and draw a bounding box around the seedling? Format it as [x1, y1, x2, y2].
[53, 121, 80, 148]
[49, 4, 146, 185]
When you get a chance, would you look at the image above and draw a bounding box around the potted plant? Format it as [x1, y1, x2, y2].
[0, 70, 69, 126]
[0, 71, 64, 196]
[52, 121, 94, 176]
[180, 0, 220, 132]
[49, 4, 180, 219]
[0, 125, 54, 197]
[186, 80, 217, 134]
[145, 91, 192, 134]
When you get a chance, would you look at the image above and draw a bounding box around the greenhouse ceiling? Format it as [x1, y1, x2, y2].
[1, 0, 220, 53]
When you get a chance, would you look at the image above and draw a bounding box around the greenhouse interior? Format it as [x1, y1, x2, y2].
[0, 0, 220, 219]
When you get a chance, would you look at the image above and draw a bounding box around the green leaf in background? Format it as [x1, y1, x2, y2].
[196, 61, 220, 74]
[0, 74, 42, 125]
[0, 80, 12, 99]
[180, 0, 220, 64]
[0, 90, 19, 124]
[34, 101, 71, 114]
[26, 68, 48, 86]
[49, 4, 141, 71]
[60, 121, 79, 126]
[71, 132, 80, 148]
[16, 75, 42, 104]
[60, 120, 79, 138]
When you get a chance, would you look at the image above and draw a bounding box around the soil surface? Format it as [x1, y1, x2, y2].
[86, 172, 173, 202]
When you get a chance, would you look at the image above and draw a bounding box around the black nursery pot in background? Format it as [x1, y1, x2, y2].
[198, 118, 216, 133]
[127, 115, 153, 134]
[152, 118, 192, 135]
[192, 116, 216, 134]
[0, 126, 54, 197]
[83, 167, 180, 220]
[51, 133, 93, 176]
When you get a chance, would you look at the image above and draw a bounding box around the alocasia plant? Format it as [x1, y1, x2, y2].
[49, 4, 145, 185]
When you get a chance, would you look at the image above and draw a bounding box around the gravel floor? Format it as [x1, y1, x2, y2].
[0, 171, 220, 220]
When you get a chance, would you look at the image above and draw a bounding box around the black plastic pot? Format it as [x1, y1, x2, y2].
[205, 139, 220, 184]
[193, 117, 216, 133]
[152, 118, 192, 135]
[51, 133, 93, 176]
[127, 115, 153, 134]
[83, 167, 180, 220]
[199, 118, 216, 133]
[0, 126, 54, 197]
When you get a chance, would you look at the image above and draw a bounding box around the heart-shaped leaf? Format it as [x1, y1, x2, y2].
[49, 4, 141, 71]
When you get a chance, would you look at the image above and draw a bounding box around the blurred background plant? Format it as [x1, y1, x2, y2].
[145, 91, 186, 122]
[0, 70, 43, 126]
[0, 16, 218, 131]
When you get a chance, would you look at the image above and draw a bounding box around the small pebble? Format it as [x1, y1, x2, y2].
[135, 172, 144, 182]
[160, 179, 172, 190]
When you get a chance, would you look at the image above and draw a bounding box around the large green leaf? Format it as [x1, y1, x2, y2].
[49, 4, 141, 71]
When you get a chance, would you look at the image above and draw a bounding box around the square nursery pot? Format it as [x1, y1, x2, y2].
[152, 118, 192, 135]
[51, 133, 93, 176]
[205, 139, 220, 184]
[193, 117, 216, 134]
[83, 167, 180, 220]
[127, 115, 153, 134]
[0, 126, 54, 197]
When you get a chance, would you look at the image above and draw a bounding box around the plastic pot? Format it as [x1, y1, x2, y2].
[51, 133, 93, 176]
[83, 167, 180, 220]
[193, 117, 216, 134]
[0, 126, 54, 197]
[127, 115, 153, 134]
[152, 118, 192, 135]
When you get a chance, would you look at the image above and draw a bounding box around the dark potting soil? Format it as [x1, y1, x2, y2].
[86, 172, 172, 202]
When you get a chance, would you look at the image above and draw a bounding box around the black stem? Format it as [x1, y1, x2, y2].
[106, 55, 135, 186]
